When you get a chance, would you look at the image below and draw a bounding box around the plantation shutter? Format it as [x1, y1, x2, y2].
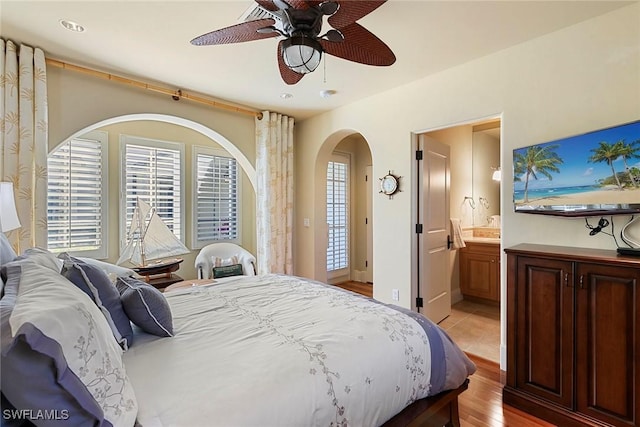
[327, 157, 349, 272]
[47, 135, 106, 257]
[123, 142, 183, 241]
[195, 150, 239, 243]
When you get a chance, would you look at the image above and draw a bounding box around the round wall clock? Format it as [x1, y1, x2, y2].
[379, 171, 401, 198]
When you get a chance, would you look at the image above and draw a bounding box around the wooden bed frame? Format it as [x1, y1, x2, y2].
[383, 379, 469, 427]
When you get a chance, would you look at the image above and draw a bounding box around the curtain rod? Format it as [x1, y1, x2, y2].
[45, 58, 262, 119]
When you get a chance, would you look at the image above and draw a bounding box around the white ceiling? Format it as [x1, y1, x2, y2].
[1, 1, 632, 120]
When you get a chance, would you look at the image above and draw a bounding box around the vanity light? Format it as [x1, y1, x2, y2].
[492, 167, 501, 181]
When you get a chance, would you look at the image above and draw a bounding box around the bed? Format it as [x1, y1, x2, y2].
[0, 246, 475, 427]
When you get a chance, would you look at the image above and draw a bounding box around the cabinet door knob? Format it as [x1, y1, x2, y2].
[564, 272, 569, 287]
[579, 275, 585, 289]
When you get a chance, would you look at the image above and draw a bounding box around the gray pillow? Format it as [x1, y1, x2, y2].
[59, 254, 133, 349]
[0, 260, 138, 426]
[117, 276, 173, 337]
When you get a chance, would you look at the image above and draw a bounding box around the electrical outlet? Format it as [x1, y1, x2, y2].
[392, 289, 399, 301]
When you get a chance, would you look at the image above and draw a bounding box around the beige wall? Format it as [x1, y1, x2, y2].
[294, 3, 640, 314]
[46, 66, 257, 280]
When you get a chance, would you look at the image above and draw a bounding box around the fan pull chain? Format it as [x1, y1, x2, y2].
[323, 56, 327, 84]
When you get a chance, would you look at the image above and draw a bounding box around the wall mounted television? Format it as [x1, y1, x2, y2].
[513, 120, 640, 217]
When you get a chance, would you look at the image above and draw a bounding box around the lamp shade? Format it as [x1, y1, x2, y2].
[282, 35, 322, 74]
[0, 182, 21, 232]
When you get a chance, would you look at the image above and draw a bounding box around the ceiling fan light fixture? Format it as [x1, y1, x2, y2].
[282, 35, 322, 74]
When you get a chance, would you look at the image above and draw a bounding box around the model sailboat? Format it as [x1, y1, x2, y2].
[116, 198, 189, 272]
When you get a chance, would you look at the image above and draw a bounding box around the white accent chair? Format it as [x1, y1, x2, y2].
[194, 243, 257, 279]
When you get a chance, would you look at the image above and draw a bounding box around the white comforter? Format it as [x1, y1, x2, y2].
[123, 274, 475, 427]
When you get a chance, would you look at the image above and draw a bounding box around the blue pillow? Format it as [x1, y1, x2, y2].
[59, 254, 133, 349]
[116, 276, 173, 337]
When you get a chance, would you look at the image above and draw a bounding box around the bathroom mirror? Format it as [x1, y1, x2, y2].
[472, 121, 501, 226]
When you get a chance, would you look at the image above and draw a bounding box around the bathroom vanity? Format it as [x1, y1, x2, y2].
[459, 227, 501, 303]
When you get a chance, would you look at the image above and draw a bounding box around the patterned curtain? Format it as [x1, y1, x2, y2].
[0, 39, 49, 254]
[255, 111, 294, 274]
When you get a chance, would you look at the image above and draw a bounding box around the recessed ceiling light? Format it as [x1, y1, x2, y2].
[319, 89, 336, 98]
[280, 93, 293, 99]
[59, 19, 85, 33]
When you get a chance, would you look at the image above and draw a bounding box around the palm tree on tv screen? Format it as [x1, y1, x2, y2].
[588, 141, 624, 190]
[514, 145, 563, 203]
[615, 139, 640, 188]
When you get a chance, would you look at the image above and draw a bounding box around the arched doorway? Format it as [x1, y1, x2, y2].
[314, 131, 374, 291]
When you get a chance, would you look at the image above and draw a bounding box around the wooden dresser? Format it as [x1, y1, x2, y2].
[504, 244, 640, 427]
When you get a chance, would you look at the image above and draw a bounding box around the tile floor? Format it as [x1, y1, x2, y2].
[438, 299, 501, 364]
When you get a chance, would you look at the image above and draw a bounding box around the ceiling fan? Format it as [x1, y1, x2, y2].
[190, 0, 396, 85]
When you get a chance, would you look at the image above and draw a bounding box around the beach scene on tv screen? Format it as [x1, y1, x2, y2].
[513, 120, 640, 209]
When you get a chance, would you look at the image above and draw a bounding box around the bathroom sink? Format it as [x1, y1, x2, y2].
[472, 227, 501, 239]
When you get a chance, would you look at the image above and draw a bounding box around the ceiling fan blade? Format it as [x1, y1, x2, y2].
[320, 22, 395, 66]
[191, 19, 277, 46]
[328, 1, 386, 29]
[255, 0, 279, 12]
[277, 40, 305, 84]
[282, 0, 311, 9]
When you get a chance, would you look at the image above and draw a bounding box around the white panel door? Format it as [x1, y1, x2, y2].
[418, 135, 451, 323]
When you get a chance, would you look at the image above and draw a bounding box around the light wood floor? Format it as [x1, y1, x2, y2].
[440, 300, 500, 364]
[333, 281, 554, 427]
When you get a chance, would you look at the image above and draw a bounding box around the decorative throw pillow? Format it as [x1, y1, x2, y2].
[1, 259, 138, 427]
[213, 263, 245, 278]
[59, 254, 133, 350]
[116, 276, 173, 337]
[211, 255, 245, 278]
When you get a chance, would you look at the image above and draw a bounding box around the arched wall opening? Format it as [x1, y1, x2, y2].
[52, 113, 257, 280]
[56, 113, 256, 189]
[313, 129, 374, 287]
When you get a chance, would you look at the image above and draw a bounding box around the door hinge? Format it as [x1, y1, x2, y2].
[416, 224, 423, 234]
[365, 217, 368, 225]
[416, 150, 423, 160]
[365, 260, 368, 267]
[416, 297, 424, 308]
[365, 174, 368, 182]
